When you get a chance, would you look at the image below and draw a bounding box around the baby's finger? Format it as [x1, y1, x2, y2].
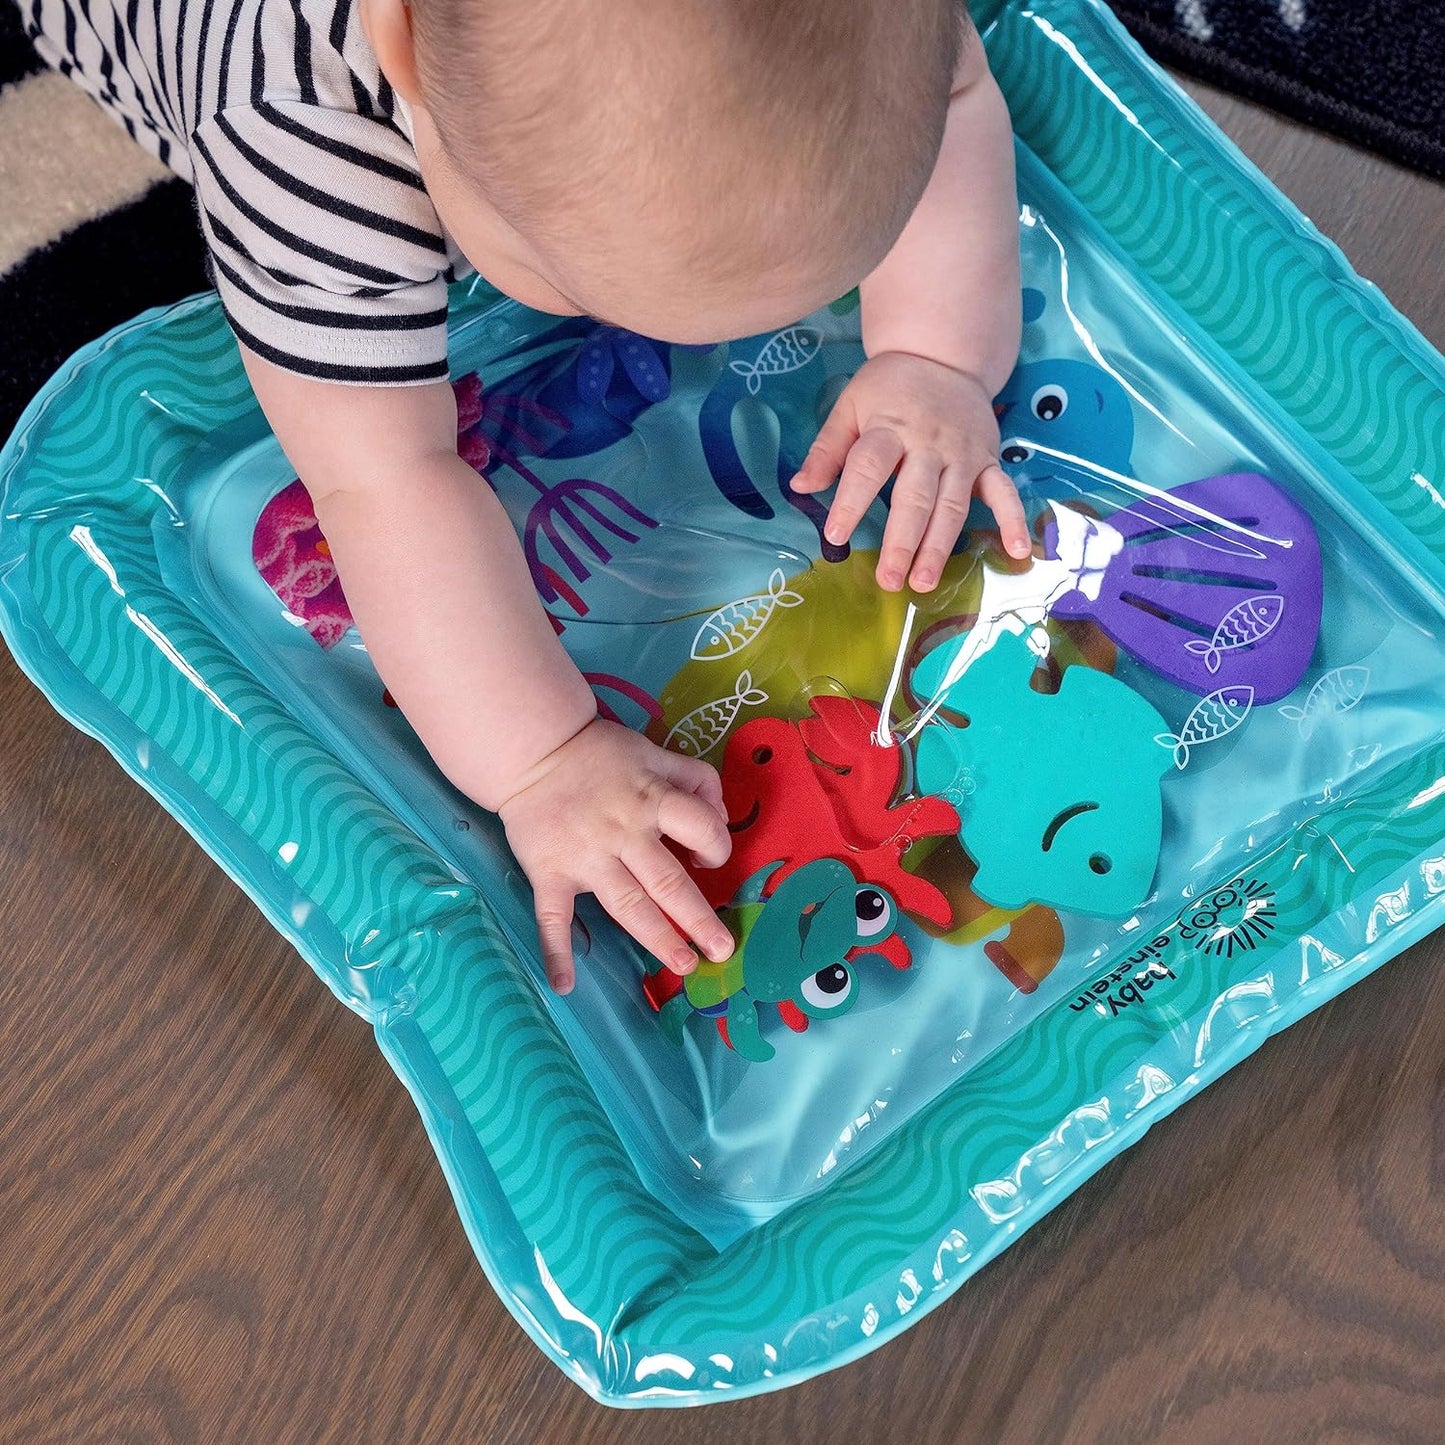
[656, 782, 732, 871]
[533, 880, 579, 994]
[654, 747, 726, 821]
[825, 427, 905, 547]
[908, 461, 978, 591]
[623, 839, 734, 963]
[876, 451, 942, 591]
[593, 860, 699, 974]
[979, 463, 1031, 558]
[791, 400, 858, 495]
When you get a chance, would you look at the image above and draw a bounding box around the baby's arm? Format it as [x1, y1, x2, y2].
[792, 20, 1027, 589]
[241, 349, 735, 990]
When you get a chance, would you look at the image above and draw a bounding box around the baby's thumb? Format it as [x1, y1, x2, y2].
[533, 882, 578, 994]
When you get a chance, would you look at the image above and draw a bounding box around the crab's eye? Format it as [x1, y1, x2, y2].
[854, 887, 892, 938]
[1031, 385, 1068, 422]
[801, 963, 854, 1011]
[1000, 443, 1033, 466]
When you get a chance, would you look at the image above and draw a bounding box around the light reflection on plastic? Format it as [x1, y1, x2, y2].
[1296, 933, 1344, 986]
[533, 1246, 605, 1358]
[1412, 472, 1445, 510]
[874, 601, 918, 747]
[1131, 1063, 1174, 1110]
[1322, 833, 1355, 875]
[1036, 209, 1191, 443]
[137, 390, 184, 420]
[973, 1099, 1113, 1223]
[70, 524, 243, 728]
[1422, 853, 1445, 895]
[1408, 775, 1445, 810]
[999, 443, 1293, 552]
[896, 1268, 923, 1315]
[1365, 882, 1412, 944]
[634, 1353, 696, 1383]
[973, 1177, 1021, 1225]
[932, 1229, 970, 1285]
[898, 508, 1123, 741]
[136, 477, 182, 524]
[278, 841, 299, 865]
[707, 1353, 733, 1372]
[816, 1099, 888, 1179]
[71, 524, 126, 597]
[1029, 17, 1150, 140]
[1193, 975, 1276, 1068]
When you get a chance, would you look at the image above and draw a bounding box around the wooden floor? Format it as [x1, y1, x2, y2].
[1, 81, 1442, 1445]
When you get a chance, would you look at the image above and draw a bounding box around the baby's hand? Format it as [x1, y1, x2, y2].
[497, 717, 735, 994]
[791, 351, 1031, 591]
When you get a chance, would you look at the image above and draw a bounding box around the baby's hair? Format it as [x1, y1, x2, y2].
[410, 0, 971, 294]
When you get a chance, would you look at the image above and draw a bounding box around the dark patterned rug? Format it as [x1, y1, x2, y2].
[1109, 0, 1445, 180]
[0, 2, 207, 439]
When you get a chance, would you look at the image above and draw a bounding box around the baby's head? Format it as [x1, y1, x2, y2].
[364, 0, 967, 342]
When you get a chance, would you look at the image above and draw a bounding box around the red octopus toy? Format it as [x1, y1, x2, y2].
[688, 695, 959, 930]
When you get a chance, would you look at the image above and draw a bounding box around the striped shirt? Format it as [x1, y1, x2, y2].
[25, 0, 463, 383]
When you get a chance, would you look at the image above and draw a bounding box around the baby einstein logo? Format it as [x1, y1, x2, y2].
[1177, 876, 1277, 959]
[1070, 875, 1278, 1017]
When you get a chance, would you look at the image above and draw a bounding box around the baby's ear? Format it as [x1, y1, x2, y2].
[360, 0, 423, 105]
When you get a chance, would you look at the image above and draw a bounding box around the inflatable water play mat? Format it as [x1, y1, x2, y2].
[3, 0, 1444, 1408]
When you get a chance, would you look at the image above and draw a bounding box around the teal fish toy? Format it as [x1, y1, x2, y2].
[912, 631, 1171, 917]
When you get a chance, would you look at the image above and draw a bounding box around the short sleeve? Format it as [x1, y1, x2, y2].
[190, 101, 452, 384]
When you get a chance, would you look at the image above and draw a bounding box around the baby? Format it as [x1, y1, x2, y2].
[29, 0, 1026, 992]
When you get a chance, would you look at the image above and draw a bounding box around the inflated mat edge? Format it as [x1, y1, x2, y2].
[985, 0, 1445, 591]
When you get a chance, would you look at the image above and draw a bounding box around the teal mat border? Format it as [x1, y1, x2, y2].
[1, 0, 1443, 1406]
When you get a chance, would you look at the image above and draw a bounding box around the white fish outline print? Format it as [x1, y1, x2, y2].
[1183, 594, 1286, 674]
[665, 670, 769, 758]
[1278, 665, 1370, 739]
[1155, 685, 1255, 769]
[690, 568, 805, 662]
[728, 327, 823, 395]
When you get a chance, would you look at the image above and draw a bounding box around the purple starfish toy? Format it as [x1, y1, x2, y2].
[1043, 472, 1322, 703]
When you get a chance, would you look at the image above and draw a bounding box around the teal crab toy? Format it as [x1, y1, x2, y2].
[641, 859, 909, 1062]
